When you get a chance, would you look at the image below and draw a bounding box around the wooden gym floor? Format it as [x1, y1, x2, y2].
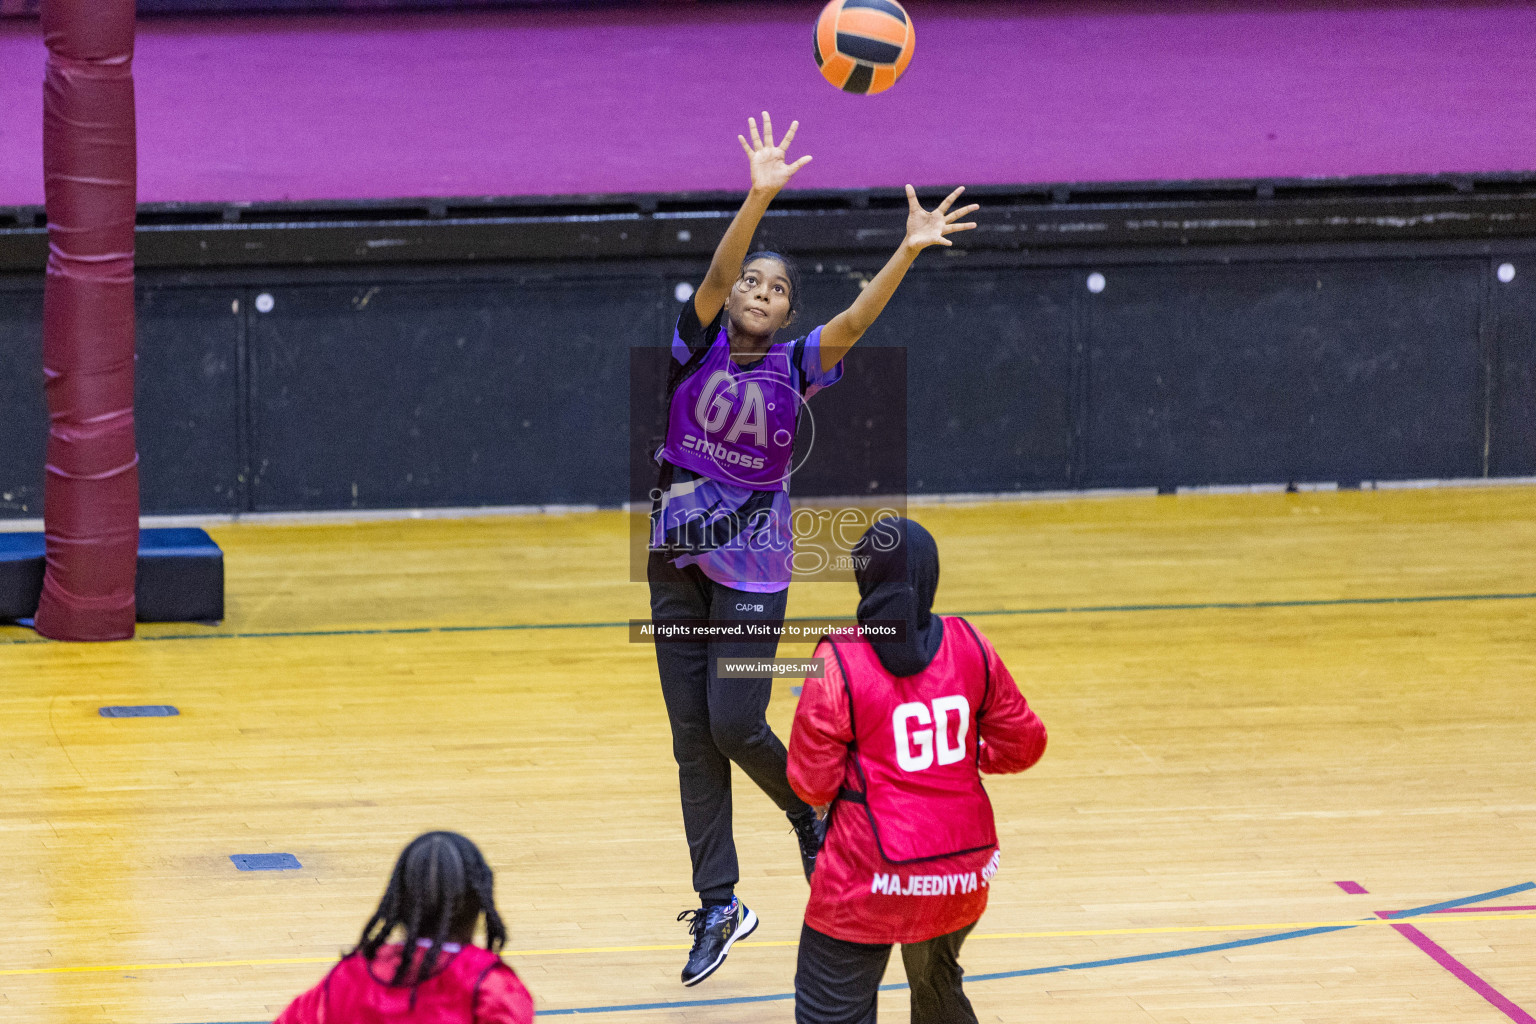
[1, 485, 1533, 1024]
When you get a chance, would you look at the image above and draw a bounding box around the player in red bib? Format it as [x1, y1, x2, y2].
[276, 831, 533, 1024]
[787, 518, 1047, 1024]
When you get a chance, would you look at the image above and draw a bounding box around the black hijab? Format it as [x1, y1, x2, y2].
[852, 517, 943, 678]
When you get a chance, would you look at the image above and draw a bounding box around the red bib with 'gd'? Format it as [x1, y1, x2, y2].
[828, 616, 998, 864]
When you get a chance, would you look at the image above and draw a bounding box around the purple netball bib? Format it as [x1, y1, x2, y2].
[661, 335, 800, 490]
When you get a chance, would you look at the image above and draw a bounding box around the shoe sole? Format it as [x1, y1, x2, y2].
[681, 906, 758, 987]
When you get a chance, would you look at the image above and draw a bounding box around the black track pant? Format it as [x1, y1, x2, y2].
[649, 551, 811, 900]
[795, 922, 978, 1024]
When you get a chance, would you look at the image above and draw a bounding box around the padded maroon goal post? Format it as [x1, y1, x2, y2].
[34, 0, 140, 640]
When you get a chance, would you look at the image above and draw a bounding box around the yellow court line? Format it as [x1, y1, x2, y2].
[4, 912, 1532, 979]
[0, 957, 338, 976]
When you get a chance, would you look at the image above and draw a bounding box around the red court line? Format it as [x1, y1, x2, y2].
[1376, 912, 1534, 1024]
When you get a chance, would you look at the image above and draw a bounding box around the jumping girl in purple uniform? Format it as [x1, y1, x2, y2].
[650, 112, 978, 987]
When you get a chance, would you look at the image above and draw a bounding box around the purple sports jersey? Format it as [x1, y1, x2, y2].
[651, 303, 843, 592]
[661, 332, 799, 490]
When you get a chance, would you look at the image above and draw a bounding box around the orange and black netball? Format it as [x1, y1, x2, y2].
[814, 0, 916, 96]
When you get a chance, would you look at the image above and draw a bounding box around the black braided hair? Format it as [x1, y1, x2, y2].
[353, 831, 508, 993]
[742, 250, 802, 321]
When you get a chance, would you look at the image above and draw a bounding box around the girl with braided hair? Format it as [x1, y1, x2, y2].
[276, 831, 533, 1024]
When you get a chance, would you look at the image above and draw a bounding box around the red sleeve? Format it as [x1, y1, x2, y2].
[787, 639, 854, 806]
[474, 963, 535, 1024]
[972, 629, 1047, 775]
[273, 977, 326, 1024]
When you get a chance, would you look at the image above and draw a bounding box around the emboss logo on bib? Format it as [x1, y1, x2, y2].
[892, 696, 970, 772]
[680, 434, 767, 470]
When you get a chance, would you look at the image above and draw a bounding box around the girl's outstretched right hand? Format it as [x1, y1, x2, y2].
[739, 112, 812, 194]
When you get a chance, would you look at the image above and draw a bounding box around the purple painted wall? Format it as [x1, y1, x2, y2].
[0, 1, 1533, 206]
[0, 0, 614, 13]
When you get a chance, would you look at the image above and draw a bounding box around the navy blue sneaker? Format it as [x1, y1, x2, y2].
[677, 897, 757, 986]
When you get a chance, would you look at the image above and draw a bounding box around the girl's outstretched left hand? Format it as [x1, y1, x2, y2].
[903, 185, 980, 252]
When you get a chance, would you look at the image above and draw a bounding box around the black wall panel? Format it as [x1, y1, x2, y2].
[1, 248, 1526, 519]
[136, 287, 244, 514]
[1490, 259, 1536, 476]
[1083, 260, 1485, 488]
[0, 284, 243, 517]
[890, 270, 1076, 494]
[0, 287, 45, 517]
[248, 277, 666, 511]
[787, 266, 1076, 494]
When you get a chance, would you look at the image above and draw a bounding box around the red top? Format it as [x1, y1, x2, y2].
[275, 943, 534, 1024]
[788, 618, 1047, 945]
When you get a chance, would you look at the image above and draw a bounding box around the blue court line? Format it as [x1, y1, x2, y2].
[167, 882, 1534, 1023]
[152, 923, 1365, 1023]
[529, 926, 1358, 1016]
[949, 924, 1355, 984]
[1379, 881, 1534, 919]
[5, 591, 1536, 647]
[508, 882, 1536, 1018]
[539, 990, 793, 1015]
